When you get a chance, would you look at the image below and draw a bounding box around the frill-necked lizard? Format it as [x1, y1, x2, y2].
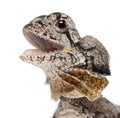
[20, 12, 110, 101]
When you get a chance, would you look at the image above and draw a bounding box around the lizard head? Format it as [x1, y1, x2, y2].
[22, 12, 80, 55]
[20, 12, 110, 101]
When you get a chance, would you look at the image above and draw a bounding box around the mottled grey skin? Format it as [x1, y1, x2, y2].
[21, 12, 110, 75]
[19, 12, 119, 118]
[53, 97, 120, 118]
[20, 12, 110, 101]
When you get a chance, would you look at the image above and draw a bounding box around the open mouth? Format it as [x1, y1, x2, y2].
[22, 28, 64, 56]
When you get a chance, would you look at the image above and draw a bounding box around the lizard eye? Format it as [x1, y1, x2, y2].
[57, 20, 66, 29]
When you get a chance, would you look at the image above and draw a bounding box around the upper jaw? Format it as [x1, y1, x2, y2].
[22, 25, 64, 56]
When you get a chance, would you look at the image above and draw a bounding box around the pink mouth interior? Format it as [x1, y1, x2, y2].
[23, 49, 49, 56]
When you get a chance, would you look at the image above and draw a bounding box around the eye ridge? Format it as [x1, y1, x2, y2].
[57, 20, 66, 29]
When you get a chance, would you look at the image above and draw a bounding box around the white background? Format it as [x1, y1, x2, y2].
[0, 0, 120, 118]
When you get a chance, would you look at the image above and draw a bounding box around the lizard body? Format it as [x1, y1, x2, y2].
[20, 12, 110, 101]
